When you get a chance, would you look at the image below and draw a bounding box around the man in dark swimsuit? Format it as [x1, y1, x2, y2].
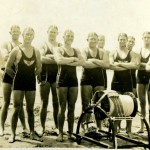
[137, 32, 150, 133]
[127, 36, 137, 96]
[81, 32, 110, 131]
[5, 27, 42, 143]
[54, 30, 84, 142]
[0, 25, 27, 136]
[110, 33, 140, 137]
[39, 25, 61, 136]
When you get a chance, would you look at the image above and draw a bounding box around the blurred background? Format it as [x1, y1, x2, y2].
[0, 0, 150, 50]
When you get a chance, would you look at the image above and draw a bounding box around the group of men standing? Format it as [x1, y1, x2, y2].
[0, 25, 149, 144]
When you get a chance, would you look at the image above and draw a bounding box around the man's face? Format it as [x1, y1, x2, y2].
[143, 33, 150, 45]
[10, 27, 21, 40]
[118, 35, 127, 47]
[48, 27, 58, 40]
[63, 31, 74, 45]
[98, 36, 105, 48]
[88, 35, 98, 48]
[23, 29, 34, 44]
[127, 38, 135, 50]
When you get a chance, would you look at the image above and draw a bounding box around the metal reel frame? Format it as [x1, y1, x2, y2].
[71, 91, 150, 149]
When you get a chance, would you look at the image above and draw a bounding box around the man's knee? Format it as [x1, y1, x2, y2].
[139, 100, 146, 107]
[41, 101, 49, 108]
[3, 101, 10, 108]
[13, 106, 20, 112]
[138, 95, 146, 101]
[13, 102, 21, 109]
[68, 104, 75, 112]
[27, 108, 34, 115]
[59, 106, 66, 114]
[52, 99, 58, 107]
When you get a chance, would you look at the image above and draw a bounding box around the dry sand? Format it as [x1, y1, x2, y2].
[0, 84, 149, 149]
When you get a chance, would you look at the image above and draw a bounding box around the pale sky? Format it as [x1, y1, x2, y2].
[0, 0, 150, 50]
[1, 0, 150, 112]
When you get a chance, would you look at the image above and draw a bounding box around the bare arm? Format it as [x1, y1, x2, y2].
[139, 59, 147, 70]
[40, 44, 56, 64]
[5, 49, 18, 78]
[54, 47, 78, 65]
[109, 51, 126, 71]
[145, 56, 150, 71]
[82, 49, 99, 68]
[35, 49, 42, 76]
[140, 63, 147, 69]
[1, 42, 10, 62]
[91, 50, 110, 69]
[117, 52, 140, 69]
[135, 49, 144, 70]
[67, 48, 85, 66]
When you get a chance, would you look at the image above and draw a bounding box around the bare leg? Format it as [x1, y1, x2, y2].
[81, 85, 92, 130]
[25, 91, 42, 142]
[147, 91, 150, 125]
[51, 82, 59, 129]
[137, 84, 146, 133]
[39, 82, 50, 134]
[25, 91, 35, 134]
[8, 90, 24, 143]
[93, 86, 105, 131]
[68, 87, 78, 139]
[133, 88, 137, 98]
[56, 87, 67, 142]
[0, 83, 27, 136]
[19, 102, 27, 132]
[0, 83, 12, 136]
[126, 120, 132, 138]
[114, 120, 120, 135]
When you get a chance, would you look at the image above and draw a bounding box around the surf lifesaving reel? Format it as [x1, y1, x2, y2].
[71, 90, 150, 149]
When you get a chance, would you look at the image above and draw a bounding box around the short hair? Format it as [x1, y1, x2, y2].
[47, 25, 58, 32]
[87, 32, 98, 39]
[63, 29, 74, 36]
[98, 34, 105, 39]
[23, 27, 34, 35]
[10, 25, 20, 32]
[143, 31, 150, 37]
[118, 33, 128, 40]
[128, 36, 135, 41]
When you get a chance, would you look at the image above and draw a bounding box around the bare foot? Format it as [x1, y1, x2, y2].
[8, 135, 15, 143]
[120, 127, 126, 131]
[117, 128, 120, 133]
[38, 128, 45, 137]
[30, 132, 43, 142]
[68, 134, 76, 141]
[23, 128, 29, 133]
[52, 127, 58, 135]
[80, 127, 85, 136]
[21, 128, 30, 138]
[127, 132, 133, 138]
[56, 134, 63, 142]
[0, 129, 4, 136]
[136, 129, 144, 133]
[63, 131, 68, 135]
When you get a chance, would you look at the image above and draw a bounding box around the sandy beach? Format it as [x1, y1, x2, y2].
[0, 81, 149, 149]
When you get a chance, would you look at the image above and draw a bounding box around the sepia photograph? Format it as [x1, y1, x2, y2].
[0, 0, 150, 149]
